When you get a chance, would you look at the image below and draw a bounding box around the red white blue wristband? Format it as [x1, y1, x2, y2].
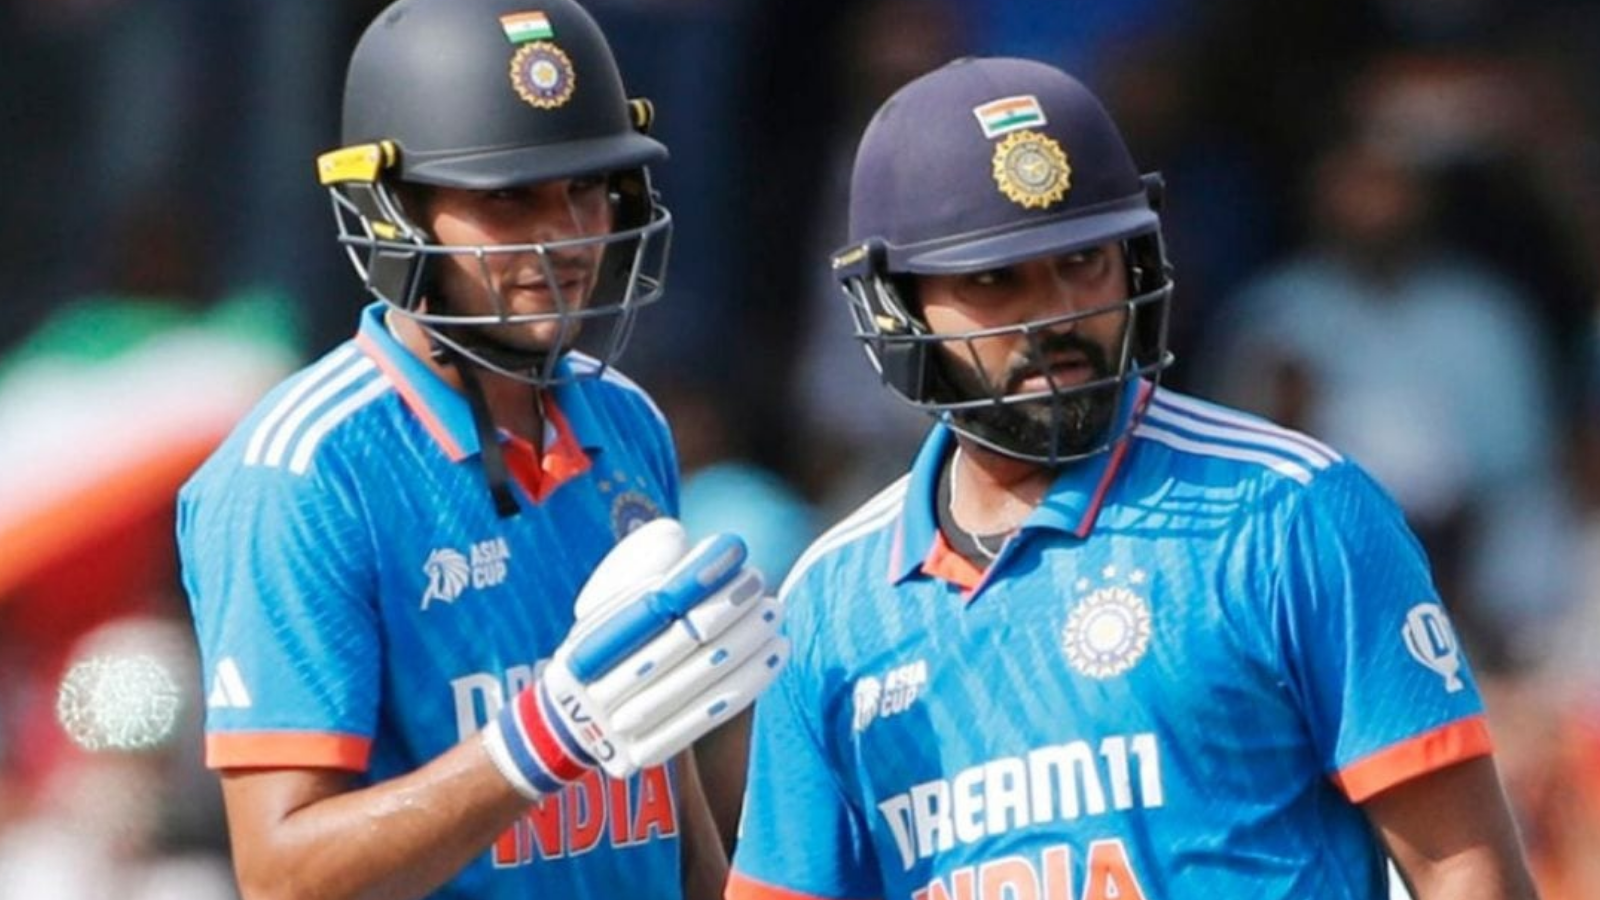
[480, 681, 594, 800]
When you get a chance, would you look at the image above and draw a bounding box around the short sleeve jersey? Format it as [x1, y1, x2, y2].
[178, 303, 685, 900]
[729, 384, 1492, 900]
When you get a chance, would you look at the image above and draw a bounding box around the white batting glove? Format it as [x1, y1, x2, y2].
[481, 518, 788, 796]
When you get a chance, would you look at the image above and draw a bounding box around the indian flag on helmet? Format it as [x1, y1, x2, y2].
[973, 95, 1047, 139]
[500, 11, 554, 43]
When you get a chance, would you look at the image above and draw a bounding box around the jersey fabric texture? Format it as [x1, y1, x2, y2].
[729, 382, 1492, 900]
[179, 302, 685, 900]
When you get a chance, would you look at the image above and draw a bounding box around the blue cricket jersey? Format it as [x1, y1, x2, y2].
[178, 303, 685, 899]
[729, 383, 1492, 900]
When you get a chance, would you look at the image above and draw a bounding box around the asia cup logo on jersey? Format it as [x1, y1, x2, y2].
[597, 468, 661, 538]
[1402, 602, 1465, 692]
[852, 659, 928, 733]
[851, 676, 882, 732]
[1061, 566, 1153, 679]
[422, 549, 470, 609]
[421, 538, 512, 610]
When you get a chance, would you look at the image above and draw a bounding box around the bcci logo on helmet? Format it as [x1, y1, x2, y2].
[510, 42, 576, 109]
[991, 130, 1071, 210]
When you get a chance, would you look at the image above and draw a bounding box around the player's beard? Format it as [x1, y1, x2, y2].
[933, 331, 1121, 462]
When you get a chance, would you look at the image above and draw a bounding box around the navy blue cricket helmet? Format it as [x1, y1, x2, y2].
[832, 57, 1174, 463]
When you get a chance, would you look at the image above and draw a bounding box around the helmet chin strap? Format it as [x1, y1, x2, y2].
[427, 335, 528, 519]
[412, 283, 565, 516]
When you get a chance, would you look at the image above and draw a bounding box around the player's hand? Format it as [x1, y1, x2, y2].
[481, 518, 788, 796]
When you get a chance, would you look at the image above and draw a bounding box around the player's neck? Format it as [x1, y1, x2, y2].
[390, 311, 545, 444]
[479, 373, 544, 444]
[948, 442, 1051, 537]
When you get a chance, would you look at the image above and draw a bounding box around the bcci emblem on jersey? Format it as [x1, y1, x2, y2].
[597, 469, 663, 538]
[1061, 567, 1153, 679]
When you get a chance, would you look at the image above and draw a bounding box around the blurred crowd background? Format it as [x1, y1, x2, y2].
[2, 0, 1598, 896]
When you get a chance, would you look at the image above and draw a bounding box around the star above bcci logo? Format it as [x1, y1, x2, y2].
[1062, 566, 1153, 679]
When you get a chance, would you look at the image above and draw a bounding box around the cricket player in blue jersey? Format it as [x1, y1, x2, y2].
[176, 0, 786, 898]
[728, 58, 1539, 900]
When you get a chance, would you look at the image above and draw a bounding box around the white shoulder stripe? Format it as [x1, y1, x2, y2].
[779, 476, 908, 599]
[566, 350, 603, 372]
[245, 346, 358, 465]
[288, 377, 393, 474]
[599, 368, 667, 428]
[568, 353, 669, 429]
[1144, 402, 1338, 470]
[1151, 391, 1340, 463]
[1135, 423, 1317, 485]
[258, 357, 379, 468]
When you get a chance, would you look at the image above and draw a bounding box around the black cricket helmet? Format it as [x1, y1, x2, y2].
[832, 57, 1174, 464]
[317, 0, 672, 383]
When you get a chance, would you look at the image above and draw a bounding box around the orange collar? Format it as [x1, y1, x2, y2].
[499, 399, 592, 504]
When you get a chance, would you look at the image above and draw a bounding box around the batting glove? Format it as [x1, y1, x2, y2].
[481, 518, 788, 797]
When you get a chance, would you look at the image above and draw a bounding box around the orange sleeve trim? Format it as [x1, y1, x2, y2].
[1332, 715, 1493, 802]
[206, 731, 372, 772]
[725, 871, 874, 900]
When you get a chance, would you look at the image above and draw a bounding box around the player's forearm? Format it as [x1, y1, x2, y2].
[695, 708, 753, 857]
[224, 739, 529, 900]
[1369, 757, 1541, 900]
[1400, 851, 1541, 900]
[676, 751, 731, 900]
